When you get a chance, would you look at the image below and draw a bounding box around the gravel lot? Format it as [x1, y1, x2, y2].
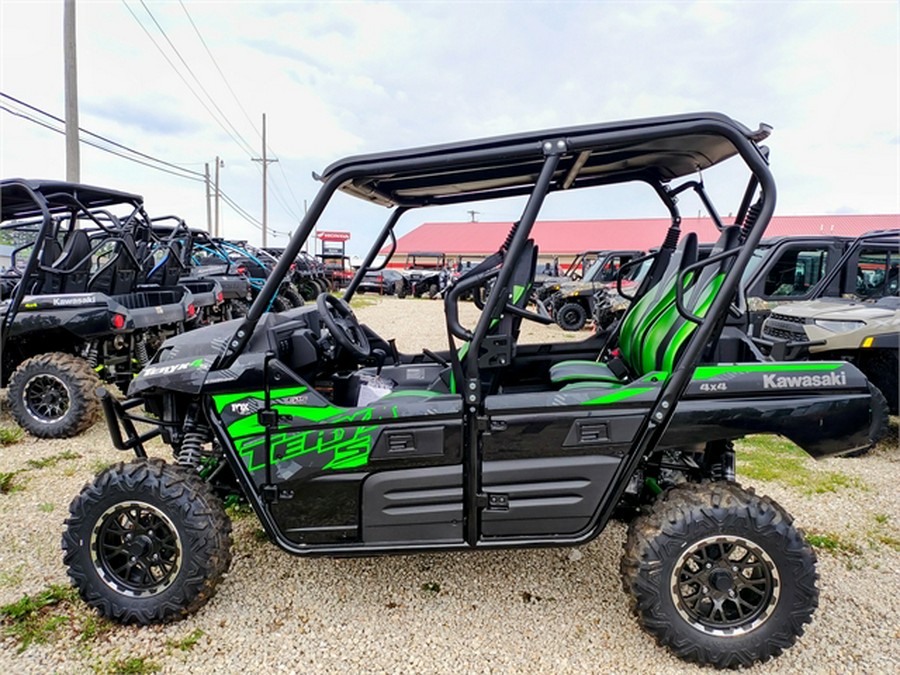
[1, 295, 898, 674]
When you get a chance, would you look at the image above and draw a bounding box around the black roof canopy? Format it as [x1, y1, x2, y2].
[320, 112, 770, 208]
[1, 179, 143, 222]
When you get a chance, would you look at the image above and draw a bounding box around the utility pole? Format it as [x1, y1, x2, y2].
[204, 162, 212, 231]
[252, 113, 277, 248]
[63, 0, 80, 182]
[467, 210, 479, 222]
[214, 156, 223, 237]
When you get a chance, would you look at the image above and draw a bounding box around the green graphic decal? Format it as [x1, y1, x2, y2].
[582, 387, 655, 406]
[234, 406, 398, 471]
[691, 363, 843, 380]
[213, 387, 402, 472]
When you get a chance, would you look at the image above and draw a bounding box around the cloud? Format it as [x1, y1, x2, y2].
[82, 99, 203, 136]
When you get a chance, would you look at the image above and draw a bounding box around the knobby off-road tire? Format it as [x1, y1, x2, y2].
[7, 352, 101, 438]
[860, 350, 898, 415]
[63, 458, 232, 625]
[270, 295, 290, 313]
[843, 382, 891, 457]
[393, 280, 408, 299]
[281, 285, 305, 308]
[621, 481, 818, 669]
[229, 298, 251, 318]
[556, 302, 588, 331]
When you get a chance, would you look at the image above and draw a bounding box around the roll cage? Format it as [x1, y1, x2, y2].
[214, 113, 775, 545]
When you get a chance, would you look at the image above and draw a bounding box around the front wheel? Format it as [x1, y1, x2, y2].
[556, 302, 587, 331]
[621, 481, 818, 668]
[280, 285, 305, 308]
[63, 458, 232, 624]
[7, 352, 101, 438]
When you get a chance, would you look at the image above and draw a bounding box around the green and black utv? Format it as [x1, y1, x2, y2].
[64, 113, 885, 668]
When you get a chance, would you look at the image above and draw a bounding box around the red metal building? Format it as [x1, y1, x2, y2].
[389, 214, 898, 266]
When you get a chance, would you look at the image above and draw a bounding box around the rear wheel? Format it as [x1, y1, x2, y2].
[556, 302, 587, 331]
[621, 481, 818, 668]
[7, 352, 101, 438]
[859, 350, 898, 415]
[394, 280, 407, 298]
[62, 458, 232, 624]
[229, 298, 250, 318]
[269, 295, 289, 313]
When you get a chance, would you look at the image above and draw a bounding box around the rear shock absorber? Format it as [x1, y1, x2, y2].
[134, 335, 150, 366]
[83, 341, 99, 368]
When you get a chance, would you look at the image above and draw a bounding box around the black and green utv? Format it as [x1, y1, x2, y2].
[64, 113, 885, 668]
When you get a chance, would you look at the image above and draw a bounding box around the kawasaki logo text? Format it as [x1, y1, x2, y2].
[762, 372, 846, 389]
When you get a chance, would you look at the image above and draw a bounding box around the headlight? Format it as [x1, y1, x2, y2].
[813, 319, 865, 333]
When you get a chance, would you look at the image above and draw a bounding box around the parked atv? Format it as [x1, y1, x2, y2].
[402, 251, 447, 297]
[65, 114, 884, 669]
[0, 180, 193, 437]
[144, 219, 252, 325]
[194, 239, 297, 313]
[264, 248, 330, 300]
[546, 250, 643, 330]
[759, 230, 899, 414]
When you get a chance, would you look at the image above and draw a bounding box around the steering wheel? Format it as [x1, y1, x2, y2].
[316, 293, 371, 360]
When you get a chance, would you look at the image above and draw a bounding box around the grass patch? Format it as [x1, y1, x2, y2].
[0, 584, 78, 652]
[79, 613, 113, 642]
[349, 295, 380, 310]
[166, 627, 205, 652]
[91, 459, 114, 474]
[100, 656, 160, 675]
[225, 501, 254, 520]
[38, 502, 55, 513]
[0, 426, 24, 446]
[806, 532, 863, 556]
[0, 470, 23, 495]
[736, 436, 866, 495]
[26, 450, 82, 470]
[420, 581, 441, 594]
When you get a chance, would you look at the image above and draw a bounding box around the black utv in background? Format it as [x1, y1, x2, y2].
[0, 180, 193, 437]
[65, 114, 886, 669]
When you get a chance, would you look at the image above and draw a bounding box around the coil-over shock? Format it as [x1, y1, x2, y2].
[174, 400, 212, 469]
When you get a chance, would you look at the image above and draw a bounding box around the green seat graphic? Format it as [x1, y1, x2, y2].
[549, 226, 739, 386]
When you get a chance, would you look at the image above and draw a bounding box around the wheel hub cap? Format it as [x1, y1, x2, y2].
[670, 534, 780, 636]
[91, 500, 183, 597]
[23, 373, 71, 424]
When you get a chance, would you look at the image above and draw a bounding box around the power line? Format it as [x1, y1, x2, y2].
[122, 1, 302, 234]
[121, 0, 256, 160]
[0, 103, 205, 183]
[137, 0, 256, 158]
[176, 0, 306, 222]
[1, 92, 205, 179]
[1, 95, 272, 231]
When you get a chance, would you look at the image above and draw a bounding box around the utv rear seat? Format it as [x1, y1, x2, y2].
[548, 226, 740, 389]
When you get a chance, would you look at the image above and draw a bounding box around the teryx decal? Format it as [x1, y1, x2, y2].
[233, 407, 395, 472]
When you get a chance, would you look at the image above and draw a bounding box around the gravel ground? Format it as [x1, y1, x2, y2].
[0, 295, 898, 673]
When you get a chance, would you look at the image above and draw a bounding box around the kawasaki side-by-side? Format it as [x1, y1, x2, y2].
[62, 114, 886, 668]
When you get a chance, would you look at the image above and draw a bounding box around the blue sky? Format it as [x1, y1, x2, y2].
[1, 1, 897, 255]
